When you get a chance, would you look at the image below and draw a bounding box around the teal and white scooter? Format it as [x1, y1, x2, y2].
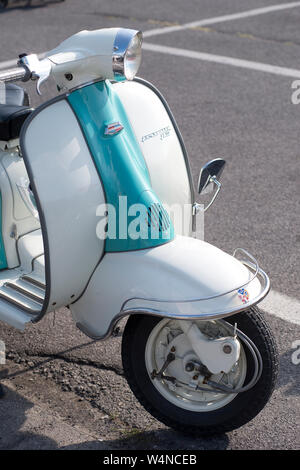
[0, 28, 277, 435]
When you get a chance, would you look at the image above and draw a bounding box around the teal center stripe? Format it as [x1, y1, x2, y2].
[68, 80, 174, 252]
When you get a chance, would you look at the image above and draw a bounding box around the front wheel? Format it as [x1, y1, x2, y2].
[122, 307, 278, 436]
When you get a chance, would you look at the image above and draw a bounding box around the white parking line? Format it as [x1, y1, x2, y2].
[143, 42, 300, 78]
[1, 2, 300, 70]
[143, 1, 300, 38]
[260, 290, 300, 326]
[2, 2, 300, 69]
[5, 44, 300, 80]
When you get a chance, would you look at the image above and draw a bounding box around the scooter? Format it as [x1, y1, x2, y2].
[0, 28, 278, 436]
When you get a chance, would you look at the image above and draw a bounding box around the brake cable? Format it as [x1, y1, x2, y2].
[152, 321, 263, 395]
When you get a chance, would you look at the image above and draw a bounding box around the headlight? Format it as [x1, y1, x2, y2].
[112, 29, 143, 81]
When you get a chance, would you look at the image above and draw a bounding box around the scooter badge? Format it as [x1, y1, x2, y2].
[104, 122, 124, 136]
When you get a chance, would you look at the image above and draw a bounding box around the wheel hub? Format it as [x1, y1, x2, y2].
[145, 319, 247, 412]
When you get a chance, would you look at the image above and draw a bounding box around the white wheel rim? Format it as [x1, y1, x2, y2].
[145, 318, 247, 412]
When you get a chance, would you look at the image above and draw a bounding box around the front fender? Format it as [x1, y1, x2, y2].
[70, 235, 269, 339]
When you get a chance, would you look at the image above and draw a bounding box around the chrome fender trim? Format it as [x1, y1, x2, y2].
[76, 260, 270, 341]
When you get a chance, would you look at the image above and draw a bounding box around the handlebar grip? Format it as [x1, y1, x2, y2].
[0, 66, 27, 83]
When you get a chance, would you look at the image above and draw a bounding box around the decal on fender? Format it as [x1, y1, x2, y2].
[237, 288, 250, 304]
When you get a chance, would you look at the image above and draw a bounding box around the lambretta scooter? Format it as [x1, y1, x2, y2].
[0, 28, 277, 436]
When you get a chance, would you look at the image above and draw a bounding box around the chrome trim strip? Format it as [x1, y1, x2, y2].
[0, 285, 43, 314]
[21, 273, 46, 290]
[76, 263, 270, 341]
[120, 249, 260, 310]
[5, 280, 45, 303]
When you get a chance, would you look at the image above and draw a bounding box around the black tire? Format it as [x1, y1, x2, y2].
[122, 307, 278, 436]
[0, 0, 8, 10]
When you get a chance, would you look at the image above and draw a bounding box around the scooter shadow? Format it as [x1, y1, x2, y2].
[0, 0, 64, 13]
[0, 384, 59, 450]
[61, 430, 230, 451]
[0, 383, 229, 450]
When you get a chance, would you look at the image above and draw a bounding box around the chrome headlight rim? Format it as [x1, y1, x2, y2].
[112, 29, 143, 81]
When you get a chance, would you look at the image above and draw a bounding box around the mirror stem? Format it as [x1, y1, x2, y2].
[204, 176, 221, 212]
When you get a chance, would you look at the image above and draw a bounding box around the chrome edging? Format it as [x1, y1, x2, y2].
[120, 250, 261, 311]
[76, 266, 270, 341]
[112, 29, 142, 82]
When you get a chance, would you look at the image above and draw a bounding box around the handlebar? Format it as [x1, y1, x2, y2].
[0, 66, 27, 83]
[0, 55, 51, 95]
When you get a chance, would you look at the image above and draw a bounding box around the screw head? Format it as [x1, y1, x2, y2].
[185, 362, 195, 372]
[223, 344, 232, 354]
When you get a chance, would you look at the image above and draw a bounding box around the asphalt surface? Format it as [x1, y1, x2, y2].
[0, 0, 299, 450]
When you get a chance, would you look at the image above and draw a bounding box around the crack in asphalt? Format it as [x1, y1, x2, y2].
[3, 351, 127, 423]
[4, 349, 123, 380]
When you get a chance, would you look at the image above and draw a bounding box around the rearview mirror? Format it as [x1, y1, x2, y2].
[198, 158, 226, 194]
[197, 158, 226, 211]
